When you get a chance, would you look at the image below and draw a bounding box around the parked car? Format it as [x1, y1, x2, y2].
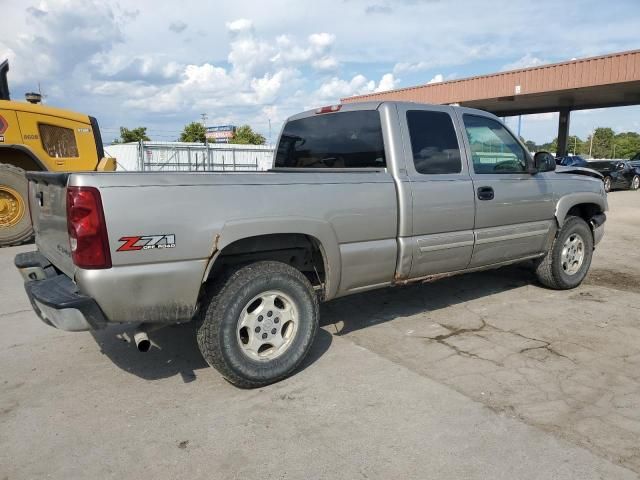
[556, 155, 590, 167]
[588, 160, 640, 192]
[16, 102, 607, 387]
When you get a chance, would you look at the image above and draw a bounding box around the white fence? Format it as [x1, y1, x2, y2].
[104, 142, 275, 172]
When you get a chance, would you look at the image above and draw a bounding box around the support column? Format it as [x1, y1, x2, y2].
[556, 109, 571, 157]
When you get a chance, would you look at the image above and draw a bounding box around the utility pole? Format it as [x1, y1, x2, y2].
[517, 115, 522, 138]
[612, 143, 616, 159]
[589, 130, 595, 158]
[201, 113, 208, 171]
[268, 118, 272, 146]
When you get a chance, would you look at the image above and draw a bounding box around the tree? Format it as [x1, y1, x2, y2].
[524, 140, 537, 152]
[589, 127, 615, 159]
[113, 126, 150, 143]
[229, 125, 266, 145]
[180, 122, 207, 143]
[566, 135, 583, 155]
[612, 132, 640, 159]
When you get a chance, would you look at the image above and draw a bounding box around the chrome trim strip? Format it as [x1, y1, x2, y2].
[475, 228, 550, 245]
[419, 240, 475, 252]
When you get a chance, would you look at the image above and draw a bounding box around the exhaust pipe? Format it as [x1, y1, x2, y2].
[133, 331, 151, 352]
[132, 322, 168, 352]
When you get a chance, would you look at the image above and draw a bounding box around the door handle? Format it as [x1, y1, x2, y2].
[477, 186, 494, 200]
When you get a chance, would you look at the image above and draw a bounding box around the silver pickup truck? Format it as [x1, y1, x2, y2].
[16, 101, 607, 387]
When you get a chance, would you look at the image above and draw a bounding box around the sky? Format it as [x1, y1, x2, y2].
[1, 0, 639, 145]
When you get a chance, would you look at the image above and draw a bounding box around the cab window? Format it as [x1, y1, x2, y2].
[463, 115, 528, 174]
[406, 110, 461, 174]
[38, 124, 79, 158]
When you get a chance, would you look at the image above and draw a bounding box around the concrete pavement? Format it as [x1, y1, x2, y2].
[1, 192, 640, 479]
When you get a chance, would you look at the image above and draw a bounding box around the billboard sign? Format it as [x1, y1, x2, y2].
[206, 125, 236, 143]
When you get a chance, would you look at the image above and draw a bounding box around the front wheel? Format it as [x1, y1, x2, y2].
[535, 216, 594, 290]
[603, 176, 612, 193]
[630, 175, 640, 191]
[197, 261, 319, 388]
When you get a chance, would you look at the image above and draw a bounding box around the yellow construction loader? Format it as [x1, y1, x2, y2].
[0, 59, 116, 246]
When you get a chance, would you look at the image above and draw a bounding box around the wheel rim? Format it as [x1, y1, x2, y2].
[604, 177, 611, 192]
[633, 176, 639, 189]
[236, 290, 298, 361]
[561, 233, 585, 276]
[0, 185, 26, 228]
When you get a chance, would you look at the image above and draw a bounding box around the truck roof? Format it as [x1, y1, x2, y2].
[287, 100, 498, 123]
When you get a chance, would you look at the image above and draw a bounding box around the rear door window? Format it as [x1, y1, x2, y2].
[274, 110, 386, 168]
[406, 110, 461, 174]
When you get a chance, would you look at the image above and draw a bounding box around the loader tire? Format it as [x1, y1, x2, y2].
[0, 164, 33, 247]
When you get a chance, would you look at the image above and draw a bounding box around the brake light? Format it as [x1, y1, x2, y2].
[315, 104, 342, 114]
[66, 186, 112, 269]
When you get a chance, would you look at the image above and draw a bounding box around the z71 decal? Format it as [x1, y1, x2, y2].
[117, 234, 176, 252]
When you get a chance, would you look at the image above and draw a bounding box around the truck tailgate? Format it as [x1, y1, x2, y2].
[27, 172, 75, 278]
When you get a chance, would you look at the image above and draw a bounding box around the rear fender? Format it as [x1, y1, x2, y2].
[203, 217, 342, 300]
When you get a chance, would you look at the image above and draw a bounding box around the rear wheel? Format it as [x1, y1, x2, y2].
[197, 261, 319, 388]
[603, 176, 612, 192]
[0, 164, 33, 247]
[535, 216, 593, 289]
[630, 175, 640, 191]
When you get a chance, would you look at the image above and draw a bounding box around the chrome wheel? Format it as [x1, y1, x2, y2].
[632, 176, 640, 190]
[561, 233, 585, 275]
[603, 177, 612, 192]
[236, 290, 298, 361]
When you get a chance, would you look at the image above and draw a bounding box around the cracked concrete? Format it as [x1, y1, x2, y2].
[323, 191, 640, 473]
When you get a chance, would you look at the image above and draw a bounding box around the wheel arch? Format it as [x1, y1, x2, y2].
[0, 144, 46, 171]
[202, 218, 342, 300]
[555, 193, 606, 227]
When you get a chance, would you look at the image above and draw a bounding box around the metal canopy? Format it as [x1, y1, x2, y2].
[343, 50, 640, 155]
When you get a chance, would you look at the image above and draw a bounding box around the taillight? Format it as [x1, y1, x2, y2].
[66, 186, 112, 269]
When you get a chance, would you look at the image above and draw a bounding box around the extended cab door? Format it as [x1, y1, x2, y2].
[396, 104, 476, 279]
[454, 110, 555, 267]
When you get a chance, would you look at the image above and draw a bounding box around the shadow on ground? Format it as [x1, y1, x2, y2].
[90, 264, 535, 383]
[321, 264, 534, 335]
[91, 320, 333, 383]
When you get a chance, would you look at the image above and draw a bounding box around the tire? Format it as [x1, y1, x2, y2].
[630, 175, 640, 191]
[197, 261, 319, 388]
[0, 164, 34, 247]
[603, 176, 612, 193]
[535, 216, 593, 290]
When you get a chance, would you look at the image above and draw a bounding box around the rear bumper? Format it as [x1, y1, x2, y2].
[15, 251, 107, 332]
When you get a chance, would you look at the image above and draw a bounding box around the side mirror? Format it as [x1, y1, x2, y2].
[616, 163, 625, 171]
[533, 151, 556, 173]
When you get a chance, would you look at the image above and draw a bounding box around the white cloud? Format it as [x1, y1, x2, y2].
[427, 74, 444, 84]
[311, 72, 397, 105]
[308, 33, 335, 49]
[375, 73, 399, 92]
[501, 54, 548, 71]
[226, 18, 254, 34]
[393, 61, 431, 75]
